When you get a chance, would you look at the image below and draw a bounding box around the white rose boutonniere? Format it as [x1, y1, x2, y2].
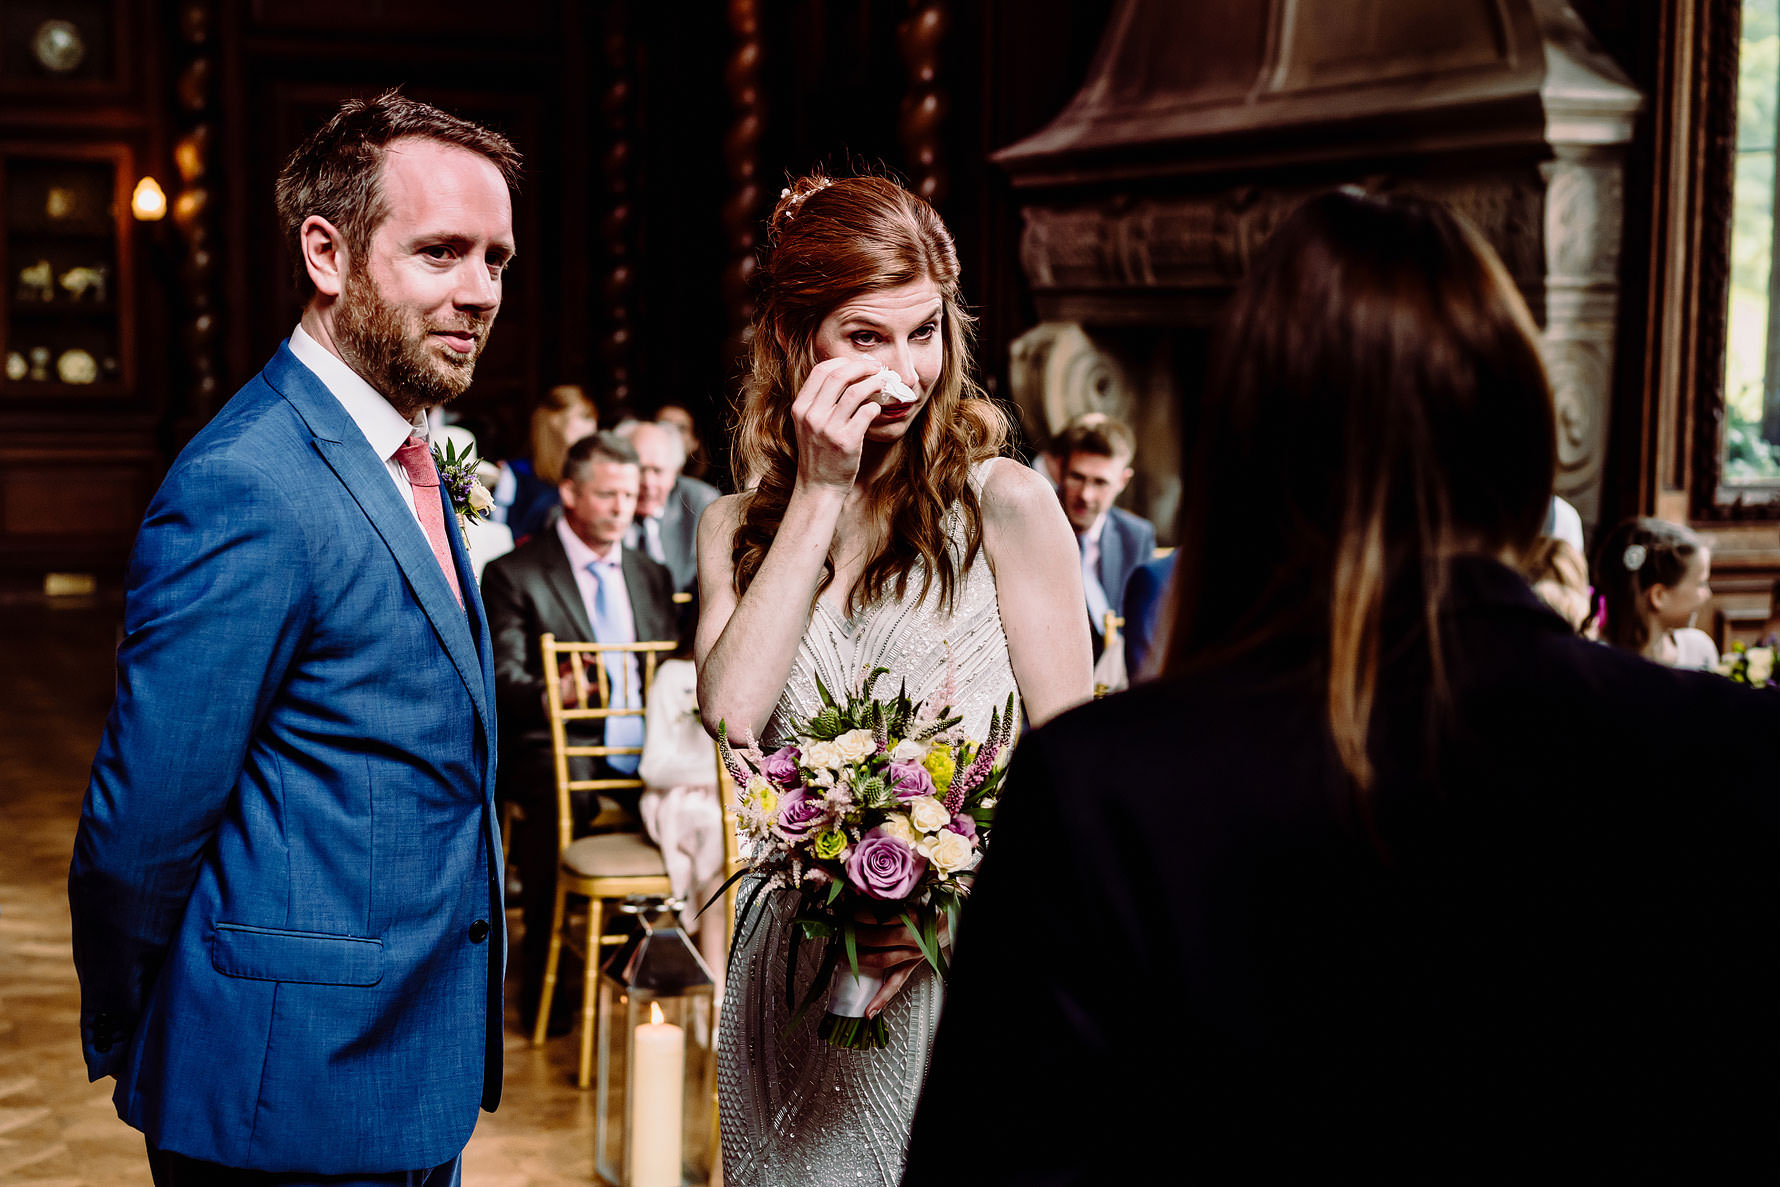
[431, 437, 494, 544]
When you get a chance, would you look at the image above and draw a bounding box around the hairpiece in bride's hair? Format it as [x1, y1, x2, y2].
[776, 176, 834, 226]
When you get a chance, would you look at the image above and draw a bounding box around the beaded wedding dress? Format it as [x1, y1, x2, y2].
[716, 483, 1019, 1187]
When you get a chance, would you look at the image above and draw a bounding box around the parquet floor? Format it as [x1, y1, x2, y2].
[0, 595, 608, 1185]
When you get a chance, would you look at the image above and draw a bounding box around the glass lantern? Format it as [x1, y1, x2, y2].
[595, 899, 717, 1187]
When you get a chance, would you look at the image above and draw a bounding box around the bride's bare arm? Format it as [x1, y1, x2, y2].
[695, 357, 885, 741]
[980, 456, 1095, 726]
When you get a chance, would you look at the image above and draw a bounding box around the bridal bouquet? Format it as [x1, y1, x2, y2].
[716, 668, 1014, 1049]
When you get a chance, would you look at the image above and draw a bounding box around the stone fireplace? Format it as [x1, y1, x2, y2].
[996, 0, 1642, 539]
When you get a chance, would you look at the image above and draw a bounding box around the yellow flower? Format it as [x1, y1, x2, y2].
[922, 745, 955, 795]
[813, 829, 849, 861]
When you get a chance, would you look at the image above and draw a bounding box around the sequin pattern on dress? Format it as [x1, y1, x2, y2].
[716, 470, 1019, 1187]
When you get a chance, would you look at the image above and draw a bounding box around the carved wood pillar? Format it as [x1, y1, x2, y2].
[898, 1, 948, 205]
[722, 0, 764, 357]
[172, 0, 220, 433]
[598, 1, 638, 414]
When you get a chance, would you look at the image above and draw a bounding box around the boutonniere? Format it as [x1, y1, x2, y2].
[432, 438, 495, 540]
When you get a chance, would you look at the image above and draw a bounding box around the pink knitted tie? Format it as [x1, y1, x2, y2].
[394, 434, 464, 607]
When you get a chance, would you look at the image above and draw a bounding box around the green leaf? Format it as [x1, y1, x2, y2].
[842, 920, 859, 977]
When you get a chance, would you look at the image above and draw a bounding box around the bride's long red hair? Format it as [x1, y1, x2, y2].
[730, 174, 1007, 614]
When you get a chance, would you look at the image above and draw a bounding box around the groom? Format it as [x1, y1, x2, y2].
[69, 91, 520, 1184]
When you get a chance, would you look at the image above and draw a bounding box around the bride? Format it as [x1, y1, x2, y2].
[696, 172, 1093, 1184]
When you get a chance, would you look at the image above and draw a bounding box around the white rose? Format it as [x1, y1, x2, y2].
[802, 739, 843, 771]
[466, 481, 495, 513]
[907, 795, 952, 834]
[833, 729, 877, 764]
[889, 738, 927, 762]
[1749, 647, 1775, 685]
[925, 830, 974, 873]
[876, 814, 916, 844]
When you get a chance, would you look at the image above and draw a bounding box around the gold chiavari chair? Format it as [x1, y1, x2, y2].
[531, 633, 679, 1088]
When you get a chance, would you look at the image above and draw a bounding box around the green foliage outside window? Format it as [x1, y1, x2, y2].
[1726, 0, 1780, 480]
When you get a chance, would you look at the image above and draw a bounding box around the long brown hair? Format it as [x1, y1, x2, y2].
[1161, 190, 1555, 788]
[530, 384, 594, 485]
[730, 173, 1006, 613]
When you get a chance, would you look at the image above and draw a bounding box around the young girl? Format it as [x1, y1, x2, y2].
[1597, 517, 1718, 669]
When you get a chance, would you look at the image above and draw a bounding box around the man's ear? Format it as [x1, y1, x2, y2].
[300, 215, 349, 299]
[558, 479, 577, 511]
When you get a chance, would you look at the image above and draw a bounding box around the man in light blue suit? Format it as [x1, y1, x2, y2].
[1054, 416, 1156, 661]
[69, 92, 522, 1185]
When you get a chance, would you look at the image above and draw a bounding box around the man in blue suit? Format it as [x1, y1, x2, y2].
[69, 91, 521, 1184]
[1054, 416, 1156, 660]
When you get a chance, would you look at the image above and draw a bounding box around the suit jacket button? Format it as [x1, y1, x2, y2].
[468, 919, 490, 944]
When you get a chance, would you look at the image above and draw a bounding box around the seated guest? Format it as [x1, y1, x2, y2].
[656, 401, 714, 484]
[498, 383, 597, 543]
[481, 431, 676, 1015]
[636, 635, 726, 989]
[1054, 415, 1155, 657]
[1521, 535, 1597, 637]
[907, 191, 1780, 1184]
[1596, 517, 1718, 669]
[617, 419, 720, 597]
[1121, 551, 1176, 680]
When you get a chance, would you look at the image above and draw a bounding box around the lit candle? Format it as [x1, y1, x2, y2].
[631, 1000, 684, 1187]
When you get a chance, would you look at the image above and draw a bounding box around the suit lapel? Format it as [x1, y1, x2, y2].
[267, 345, 492, 737]
[1099, 518, 1125, 610]
[539, 529, 598, 641]
[621, 550, 673, 642]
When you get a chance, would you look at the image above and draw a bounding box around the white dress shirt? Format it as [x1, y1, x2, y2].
[556, 517, 637, 641]
[288, 325, 427, 528]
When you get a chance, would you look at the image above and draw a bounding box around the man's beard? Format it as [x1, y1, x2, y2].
[334, 266, 488, 419]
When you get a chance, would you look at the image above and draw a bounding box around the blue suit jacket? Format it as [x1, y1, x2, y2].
[1121, 553, 1177, 680]
[69, 343, 503, 1174]
[1090, 506, 1156, 652]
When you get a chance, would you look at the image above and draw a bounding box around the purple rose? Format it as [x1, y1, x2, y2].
[762, 744, 803, 789]
[946, 813, 977, 839]
[774, 787, 829, 843]
[886, 759, 936, 800]
[844, 830, 928, 900]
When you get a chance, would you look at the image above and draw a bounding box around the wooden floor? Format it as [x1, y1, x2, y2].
[0, 595, 604, 1185]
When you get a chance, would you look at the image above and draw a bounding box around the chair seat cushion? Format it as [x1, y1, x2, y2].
[561, 831, 669, 879]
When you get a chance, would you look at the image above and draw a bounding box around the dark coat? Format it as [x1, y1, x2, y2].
[1089, 505, 1155, 656]
[906, 557, 1780, 1184]
[481, 526, 677, 758]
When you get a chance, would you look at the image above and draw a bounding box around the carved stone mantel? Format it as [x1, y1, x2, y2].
[996, 0, 1642, 532]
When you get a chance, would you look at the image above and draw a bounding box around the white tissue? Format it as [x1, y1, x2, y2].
[873, 366, 917, 406]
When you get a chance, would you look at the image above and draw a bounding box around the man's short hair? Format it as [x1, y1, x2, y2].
[615, 419, 688, 470]
[562, 431, 640, 484]
[1054, 416, 1135, 466]
[275, 88, 523, 300]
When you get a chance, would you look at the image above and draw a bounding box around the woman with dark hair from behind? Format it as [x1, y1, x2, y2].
[904, 191, 1780, 1184]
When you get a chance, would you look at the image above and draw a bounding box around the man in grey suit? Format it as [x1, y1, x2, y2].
[619, 419, 719, 597]
[1054, 416, 1156, 660]
[481, 431, 677, 1019]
